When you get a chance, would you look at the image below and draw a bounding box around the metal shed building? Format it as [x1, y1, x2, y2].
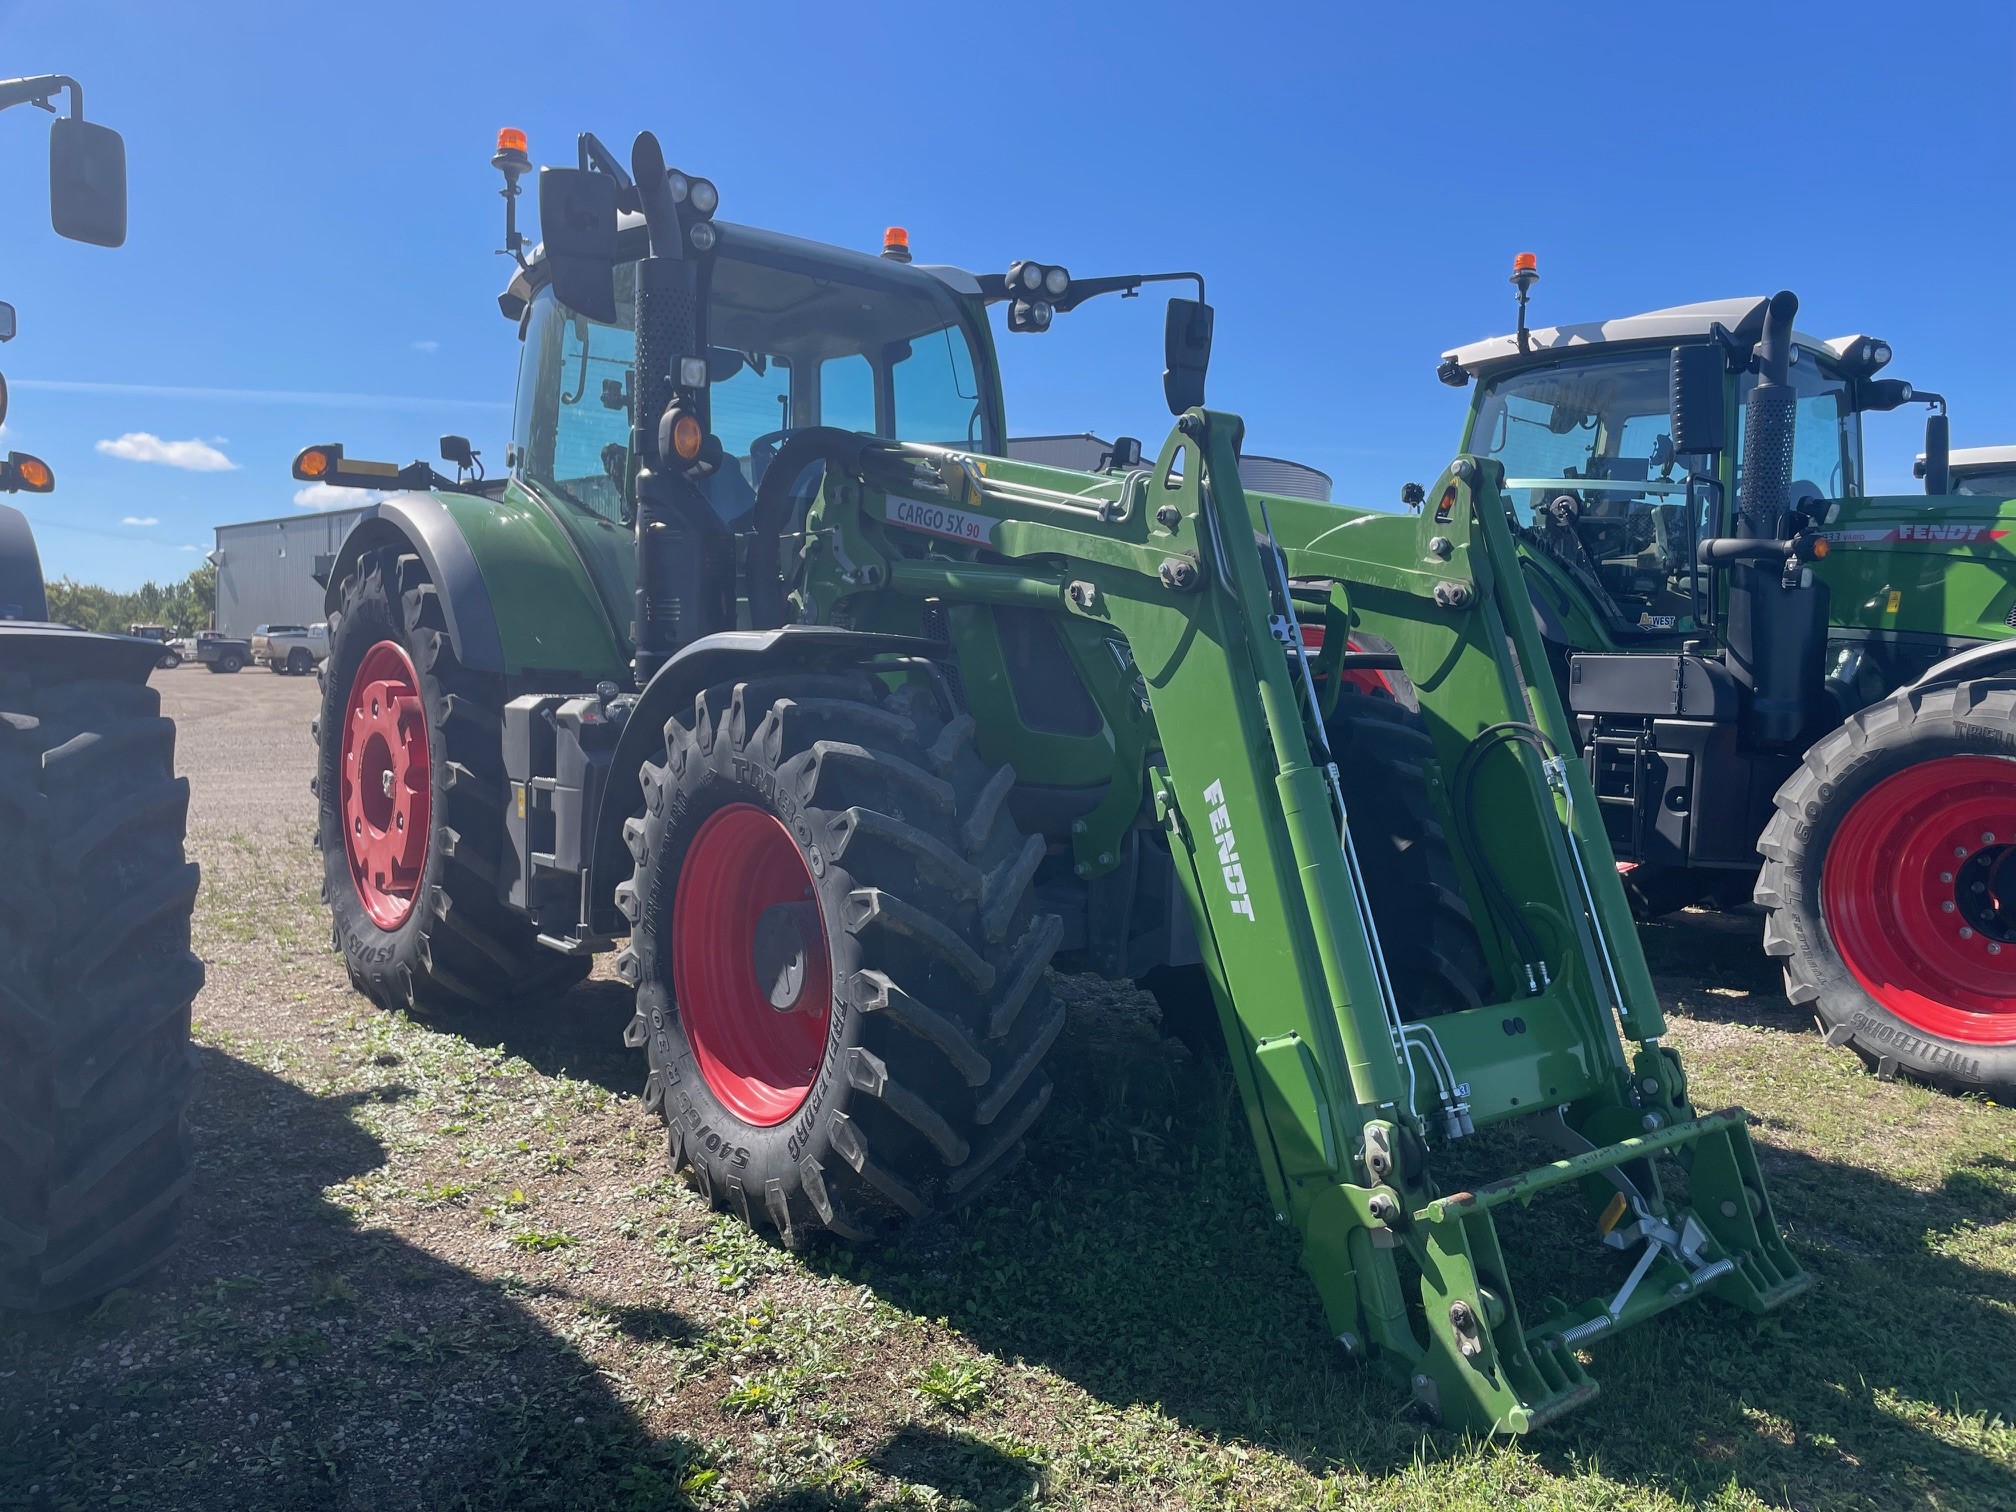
[210, 507, 369, 639]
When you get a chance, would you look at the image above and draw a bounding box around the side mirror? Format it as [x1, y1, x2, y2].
[538, 166, 618, 324]
[49, 116, 126, 248]
[1669, 343, 1726, 457]
[1922, 410, 1950, 496]
[1162, 297, 1213, 416]
[0, 303, 15, 344]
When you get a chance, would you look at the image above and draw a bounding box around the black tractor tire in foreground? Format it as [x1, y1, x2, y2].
[1757, 678, 2016, 1098]
[1143, 679, 1494, 1055]
[315, 545, 587, 1015]
[0, 673, 202, 1311]
[617, 672, 1064, 1245]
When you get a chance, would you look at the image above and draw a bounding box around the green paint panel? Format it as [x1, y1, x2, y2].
[439, 479, 628, 675]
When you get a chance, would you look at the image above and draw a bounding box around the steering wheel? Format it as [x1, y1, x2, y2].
[747, 429, 806, 490]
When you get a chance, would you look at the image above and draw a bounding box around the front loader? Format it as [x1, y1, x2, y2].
[303, 127, 1807, 1433]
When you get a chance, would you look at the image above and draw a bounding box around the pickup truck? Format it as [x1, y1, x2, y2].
[191, 630, 251, 674]
[127, 623, 184, 669]
[252, 622, 329, 675]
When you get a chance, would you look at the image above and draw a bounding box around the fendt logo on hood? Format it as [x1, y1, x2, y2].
[1823, 524, 2010, 545]
[1203, 779, 1256, 921]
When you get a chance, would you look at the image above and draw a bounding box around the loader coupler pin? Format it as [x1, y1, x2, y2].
[1307, 1105, 1810, 1435]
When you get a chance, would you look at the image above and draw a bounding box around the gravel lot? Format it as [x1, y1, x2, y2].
[1, 665, 2012, 1511]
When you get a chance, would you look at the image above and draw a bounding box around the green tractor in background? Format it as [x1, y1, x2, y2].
[0, 76, 203, 1312]
[1437, 262, 2014, 1097]
[302, 127, 1808, 1433]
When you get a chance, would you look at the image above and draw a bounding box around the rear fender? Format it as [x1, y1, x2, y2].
[0, 501, 48, 622]
[582, 626, 938, 938]
[323, 497, 507, 672]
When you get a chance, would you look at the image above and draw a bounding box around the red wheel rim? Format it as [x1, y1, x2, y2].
[672, 803, 832, 1126]
[339, 640, 432, 930]
[1820, 754, 2016, 1043]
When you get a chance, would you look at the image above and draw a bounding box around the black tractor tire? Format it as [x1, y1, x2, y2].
[287, 648, 313, 677]
[315, 545, 587, 1015]
[616, 672, 1064, 1245]
[1318, 685, 1496, 1017]
[1757, 677, 2016, 1098]
[0, 672, 202, 1311]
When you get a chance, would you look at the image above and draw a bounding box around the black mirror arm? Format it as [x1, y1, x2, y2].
[975, 270, 1205, 312]
[0, 74, 81, 119]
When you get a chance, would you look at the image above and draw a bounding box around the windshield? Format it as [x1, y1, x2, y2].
[1467, 351, 1706, 632]
[1467, 344, 1861, 633]
[1954, 467, 2016, 498]
[512, 245, 995, 529]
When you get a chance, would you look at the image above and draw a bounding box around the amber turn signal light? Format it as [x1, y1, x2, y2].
[4, 450, 53, 492]
[669, 411, 704, 462]
[292, 444, 337, 481]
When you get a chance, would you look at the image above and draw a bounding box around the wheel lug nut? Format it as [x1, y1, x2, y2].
[1990, 943, 2004, 956]
[1940, 872, 1954, 884]
[1955, 846, 1970, 859]
[1984, 833, 1998, 845]
[1959, 927, 1975, 940]
[1942, 901, 1957, 913]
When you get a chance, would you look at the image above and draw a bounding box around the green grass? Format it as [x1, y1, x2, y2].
[2, 873, 2012, 1509]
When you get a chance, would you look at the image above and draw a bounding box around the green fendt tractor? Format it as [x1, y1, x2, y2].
[1437, 263, 2014, 1096]
[303, 128, 1807, 1433]
[0, 76, 202, 1312]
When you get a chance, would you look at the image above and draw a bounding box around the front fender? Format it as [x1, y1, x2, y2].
[582, 626, 938, 938]
[1909, 637, 2016, 690]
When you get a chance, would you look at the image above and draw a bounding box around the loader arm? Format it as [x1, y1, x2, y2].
[795, 409, 1809, 1433]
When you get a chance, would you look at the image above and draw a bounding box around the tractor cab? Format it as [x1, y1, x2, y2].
[1945, 444, 2016, 497]
[1444, 292, 1880, 643]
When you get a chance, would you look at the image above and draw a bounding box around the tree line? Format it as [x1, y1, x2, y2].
[44, 562, 218, 637]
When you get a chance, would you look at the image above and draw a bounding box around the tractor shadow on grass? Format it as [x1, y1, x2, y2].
[0, 1047, 710, 1512]
[813, 974, 2016, 1508]
[418, 975, 642, 1097]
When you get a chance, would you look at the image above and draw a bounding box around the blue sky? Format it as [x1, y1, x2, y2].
[3, 0, 2009, 590]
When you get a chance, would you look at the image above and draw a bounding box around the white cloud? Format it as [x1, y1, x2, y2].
[294, 482, 381, 510]
[411, 339, 441, 354]
[121, 514, 160, 526]
[177, 543, 205, 552]
[95, 432, 237, 472]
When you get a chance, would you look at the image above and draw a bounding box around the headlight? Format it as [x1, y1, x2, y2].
[1043, 265, 1069, 296]
[1870, 341, 1892, 368]
[689, 178, 718, 217]
[689, 221, 718, 252]
[1020, 262, 1043, 291]
[667, 170, 691, 203]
